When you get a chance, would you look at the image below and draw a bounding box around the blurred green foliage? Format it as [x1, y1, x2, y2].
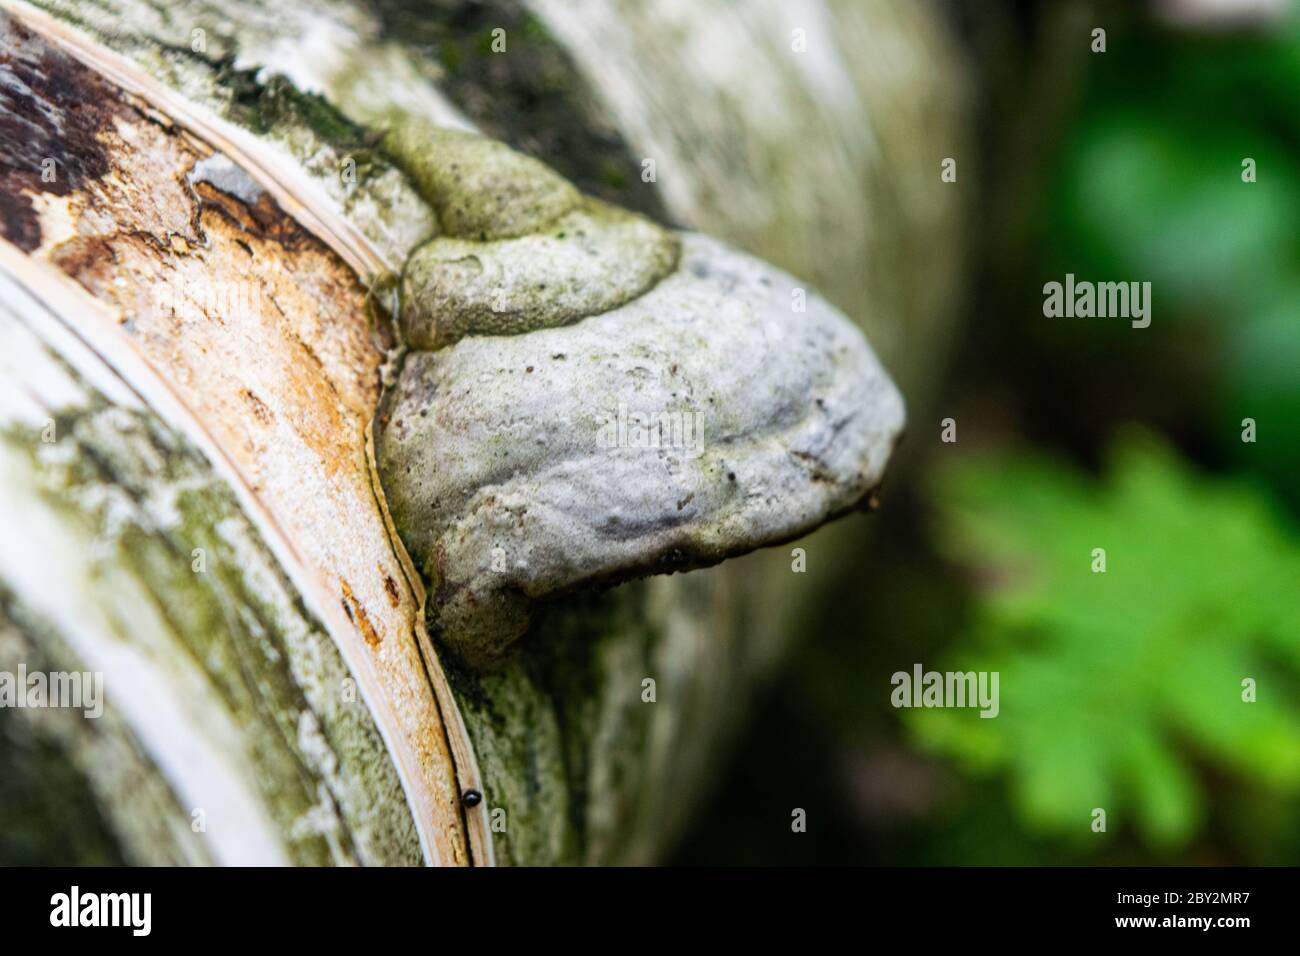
[894, 13, 1300, 861]
[1047, 15, 1300, 501]
[911, 431, 1300, 850]
[677, 7, 1300, 865]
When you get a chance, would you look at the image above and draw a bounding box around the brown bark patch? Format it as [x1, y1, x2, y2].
[0, 15, 113, 250]
[341, 580, 383, 648]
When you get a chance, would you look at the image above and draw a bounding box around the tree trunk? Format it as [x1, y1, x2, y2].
[0, 0, 966, 865]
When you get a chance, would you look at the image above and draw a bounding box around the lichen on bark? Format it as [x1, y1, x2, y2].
[0, 352, 422, 864]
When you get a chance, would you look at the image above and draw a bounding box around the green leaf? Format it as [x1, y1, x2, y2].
[911, 430, 1300, 850]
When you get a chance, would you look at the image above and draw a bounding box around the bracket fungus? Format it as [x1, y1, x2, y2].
[376, 126, 905, 667]
[384, 120, 680, 350]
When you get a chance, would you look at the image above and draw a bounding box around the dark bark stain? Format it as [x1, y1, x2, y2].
[189, 179, 309, 250]
[340, 579, 383, 648]
[0, 14, 115, 251]
[382, 571, 401, 609]
[48, 235, 117, 280]
[0, 13, 317, 262]
[239, 388, 275, 426]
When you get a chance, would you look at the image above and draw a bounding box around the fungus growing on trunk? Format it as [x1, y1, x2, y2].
[374, 129, 905, 666]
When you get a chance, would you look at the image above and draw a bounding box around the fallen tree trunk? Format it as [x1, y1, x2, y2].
[0, 0, 965, 865]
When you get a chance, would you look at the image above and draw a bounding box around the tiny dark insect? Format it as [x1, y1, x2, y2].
[462, 789, 483, 807]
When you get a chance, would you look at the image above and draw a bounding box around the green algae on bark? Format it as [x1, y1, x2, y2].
[0, 312, 422, 864]
[442, 568, 766, 865]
